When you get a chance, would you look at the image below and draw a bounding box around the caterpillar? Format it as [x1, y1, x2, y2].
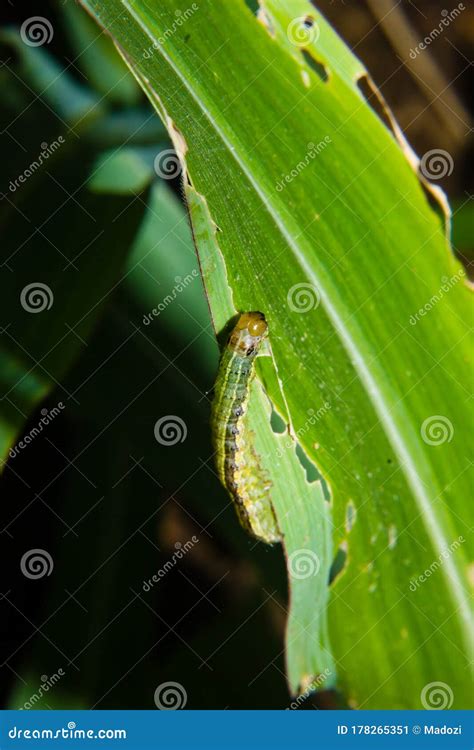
[211, 312, 280, 544]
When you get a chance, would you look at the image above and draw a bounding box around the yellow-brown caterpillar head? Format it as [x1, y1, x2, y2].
[229, 311, 268, 357]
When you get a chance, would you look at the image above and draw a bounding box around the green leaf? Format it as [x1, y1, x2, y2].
[0, 28, 103, 127]
[0, 70, 147, 461]
[60, 0, 141, 106]
[126, 181, 216, 366]
[78, 0, 473, 707]
[85, 108, 166, 148]
[88, 146, 157, 194]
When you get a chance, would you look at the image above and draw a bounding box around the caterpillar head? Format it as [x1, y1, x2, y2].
[230, 311, 268, 356]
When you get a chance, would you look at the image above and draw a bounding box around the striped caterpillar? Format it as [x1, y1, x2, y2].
[211, 312, 280, 544]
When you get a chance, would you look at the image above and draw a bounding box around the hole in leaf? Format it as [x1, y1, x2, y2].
[270, 408, 286, 434]
[243, 0, 260, 13]
[302, 50, 328, 82]
[303, 15, 314, 29]
[321, 480, 331, 503]
[295, 443, 319, 483]
[329, 543, 348, 585]
[244, 0, 275, 36]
